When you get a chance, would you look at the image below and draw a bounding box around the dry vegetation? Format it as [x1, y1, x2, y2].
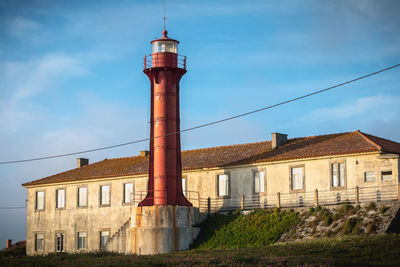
[280, 202, 397, 241]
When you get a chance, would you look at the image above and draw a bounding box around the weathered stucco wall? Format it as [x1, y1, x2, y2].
[182, 153, 399, 210]
[25, 152, 399, 255]
[26, 176, 148, 255]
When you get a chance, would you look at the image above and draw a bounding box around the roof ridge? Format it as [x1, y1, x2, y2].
[105, 155, 142, 161]
[180, 131, 350, 152]
[355, 130, 382, 151]
[181, 140, 271, 153]
[295, 131, 352, 140]
[21, 157, 114, 186]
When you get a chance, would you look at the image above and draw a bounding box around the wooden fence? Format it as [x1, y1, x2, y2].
[198, 184, 400, 214]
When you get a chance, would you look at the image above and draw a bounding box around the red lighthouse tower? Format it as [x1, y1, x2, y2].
[127, 29, 199, 255]
[139, 30, 191, 207]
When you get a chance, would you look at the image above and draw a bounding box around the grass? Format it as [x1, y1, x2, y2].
[2, 204, 398, 266]
[1, 235, 400, 266]
[191, 209, 299, 249]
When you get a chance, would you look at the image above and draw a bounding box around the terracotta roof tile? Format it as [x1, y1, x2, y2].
[22, 131, 399, 187]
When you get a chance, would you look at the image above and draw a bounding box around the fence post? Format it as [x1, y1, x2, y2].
[277, 192, 281, 208]
[241, 195, 245, 210]
[314, 189, 319, 207]
[207, 197, 211, 215]
[355, 186, 359, 205]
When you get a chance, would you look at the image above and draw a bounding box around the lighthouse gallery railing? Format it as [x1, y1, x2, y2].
[144, 54, 187, 70]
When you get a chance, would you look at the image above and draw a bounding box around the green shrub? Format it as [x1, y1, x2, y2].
[366, 202, 377, 211]
[323, 216, 334, 226]
[379, 206, 389, 214]
[324, 229, 335, 237]
[342, 217, 362, 235]
[366, 218, 377, 234]
[315, 208, 334, 227]
[352, 225, 363, 235]
[308, 217, 321, 228]
[334, 203, 356, 220]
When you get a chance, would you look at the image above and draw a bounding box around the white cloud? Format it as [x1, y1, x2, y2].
[299, 94, 399, 122]
[9, 54, 87, 101]
[6, 16, 41, 38]
[0, 53, 88, 133]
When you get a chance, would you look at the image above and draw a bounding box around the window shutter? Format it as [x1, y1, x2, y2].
[260, 171, 265, 193]
[292, 167, 303, 190]
[218, 174, 228, 196]
[339, 163, 345, 186]
[332, 164, 338, 187]
[254, 172, 260, 193]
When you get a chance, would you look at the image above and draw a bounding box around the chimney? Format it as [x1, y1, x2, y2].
[77, 158, 89, 168]
[271, 133, 287, 149]
[6, 239, 12, 249]
[140, 150, 150, 157]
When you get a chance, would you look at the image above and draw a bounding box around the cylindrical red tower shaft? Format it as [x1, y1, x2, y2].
[139, 30, 191, 206]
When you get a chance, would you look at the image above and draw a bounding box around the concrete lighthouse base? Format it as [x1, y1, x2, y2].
[126, 205, 201, 255]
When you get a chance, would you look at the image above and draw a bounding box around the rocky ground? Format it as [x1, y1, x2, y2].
[280, 201, 399, 241]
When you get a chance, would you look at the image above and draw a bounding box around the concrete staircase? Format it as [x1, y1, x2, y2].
[104, 218, 131, 253]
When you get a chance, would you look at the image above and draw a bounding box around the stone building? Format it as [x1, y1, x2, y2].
[22, 130, 400, 255]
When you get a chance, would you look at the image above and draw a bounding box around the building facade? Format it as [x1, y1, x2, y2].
[22, 130, 400, 255]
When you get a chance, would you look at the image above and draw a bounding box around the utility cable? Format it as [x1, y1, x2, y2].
[0, 63, 399, 165]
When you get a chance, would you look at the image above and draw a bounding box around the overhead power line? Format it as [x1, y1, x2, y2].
[0, 63, 399, 165]
[0, 207, 26, 210]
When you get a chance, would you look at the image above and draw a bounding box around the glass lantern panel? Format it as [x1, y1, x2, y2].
[152, 41, 177, 53]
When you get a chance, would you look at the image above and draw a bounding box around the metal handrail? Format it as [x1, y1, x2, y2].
[128, 184, 398, 214]
[359, 184, 398, 190]
[201, 184, 399, 214]
[144, 54, 186, 70]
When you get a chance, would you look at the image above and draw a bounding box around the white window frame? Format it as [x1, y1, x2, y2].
[36, 191, 45, 210]
[100, 185, 110, 206]
[123, 183, 134, 203]
[35, 233, 44, 251]
[56, 188, 65, 209]
[77, 232, 86, 250]
[381, 170, 392, 181]
[364, 171, 375, 182]
[290, 166, 304, 192]
[331, 162, 346, 188]
[217, 174, 230, 197]
[100, 230, 110, 249]
[78, 187, 87, 207]
[253, 170, 265, 194]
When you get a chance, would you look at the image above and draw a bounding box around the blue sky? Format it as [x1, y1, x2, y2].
[0, 0, 399, 248]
